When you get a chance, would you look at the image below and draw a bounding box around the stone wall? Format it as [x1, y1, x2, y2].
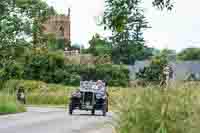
[64, 54, 95, 64]
[64, 53, 112, 65]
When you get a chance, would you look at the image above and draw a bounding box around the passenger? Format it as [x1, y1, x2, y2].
[95, 80, 106, 99]
[97, 80, 105, 90]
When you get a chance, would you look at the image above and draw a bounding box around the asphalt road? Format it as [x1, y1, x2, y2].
[0, 107, 113, 133]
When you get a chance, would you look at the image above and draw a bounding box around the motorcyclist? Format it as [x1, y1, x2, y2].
[17, 87, 26, 104]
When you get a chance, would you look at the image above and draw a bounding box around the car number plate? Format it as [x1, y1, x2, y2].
[86, 102, 92, 109]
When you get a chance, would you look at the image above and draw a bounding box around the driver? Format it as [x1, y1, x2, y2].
[72, 89, 81, 98]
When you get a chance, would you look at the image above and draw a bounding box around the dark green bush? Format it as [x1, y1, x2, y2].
[0, 61, 23, 85]
[136, 49, 169, 81]
[79, 64, 129, 86]
[22, 50, 129, 86]
[2, 49, 129, 86]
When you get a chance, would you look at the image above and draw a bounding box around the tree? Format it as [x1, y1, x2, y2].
[0, 0, 56, 49]
[102, 0, 174, 64]
[153, 0, 173, 10]
[178, 48, 200, 61]
[16, 0, 56, 47]
[103, 0, 173, 34]
[88, 34, 112, 56]
[0, 0, 56, 86]
[0, 0, 26, 49]
[103, 0, 153, 64]
[0, 0, 56, 57]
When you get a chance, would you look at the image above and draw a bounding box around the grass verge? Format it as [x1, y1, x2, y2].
[0, 94, 26, 115]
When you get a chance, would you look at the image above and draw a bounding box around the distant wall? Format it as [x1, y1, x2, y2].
[65, 53, 112, 65]
[128, 60, 200, 81]
[171, 61, 200, 80]
[128, 60, 151, 80]
[64, 54, 94, 64]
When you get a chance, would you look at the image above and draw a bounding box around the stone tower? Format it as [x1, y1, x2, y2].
[43, 8, 71, 48]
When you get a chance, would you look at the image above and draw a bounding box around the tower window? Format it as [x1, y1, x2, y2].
[59, 26, 64, 36]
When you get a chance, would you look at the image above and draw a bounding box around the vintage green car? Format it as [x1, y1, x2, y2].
[68, 81, 108, 116]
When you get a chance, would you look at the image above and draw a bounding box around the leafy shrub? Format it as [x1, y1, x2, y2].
[80, 64, 129, 86]
[136, 49, 169, 81]
[136, 64, 162, 81]
[23, 50, 129, 86]
[0, 61, 23, 81]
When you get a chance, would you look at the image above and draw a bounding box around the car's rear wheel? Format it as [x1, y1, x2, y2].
[69, 103, 73, 115]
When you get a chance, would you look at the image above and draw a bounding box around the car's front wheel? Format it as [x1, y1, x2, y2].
[91, 109, 95, 115]
[102, 104, 107, 116]
[106, 99, 108, 112]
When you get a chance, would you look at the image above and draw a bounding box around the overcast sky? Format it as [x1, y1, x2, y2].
[46, 0, 200, 52]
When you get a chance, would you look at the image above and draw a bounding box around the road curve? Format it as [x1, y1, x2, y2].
[0, 107, 113, 133]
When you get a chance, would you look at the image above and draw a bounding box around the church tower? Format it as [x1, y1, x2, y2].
[43, 8, 71, 49]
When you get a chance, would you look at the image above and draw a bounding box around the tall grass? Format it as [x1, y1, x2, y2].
[0, 94, 26, 115]
[27, 93, 69, 105]
[114, 82, 200, 133]
[2, 80, 76, 105]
